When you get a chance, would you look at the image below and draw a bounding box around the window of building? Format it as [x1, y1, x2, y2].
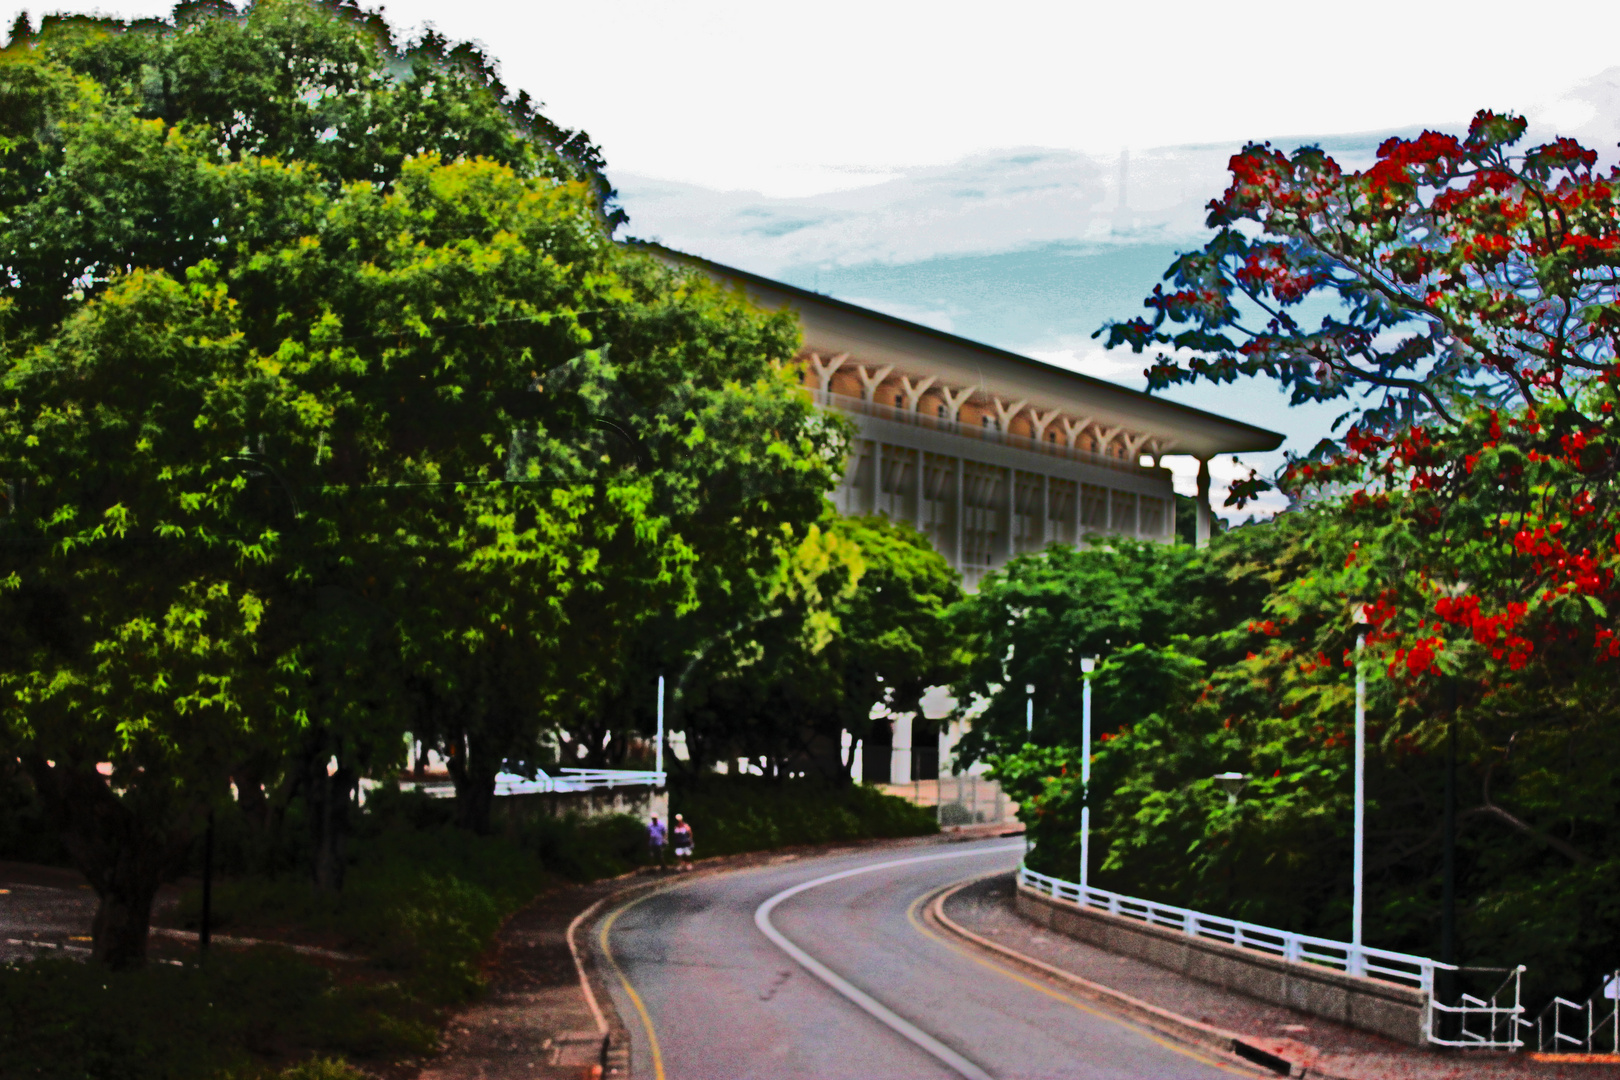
[937, 404, 947, 418]
[895, 393, 904, 408]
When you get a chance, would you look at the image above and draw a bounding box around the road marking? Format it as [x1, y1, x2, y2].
[599, 889, 671, 1080]
[755, 843, 1025, 1080]
[905, 880, 1257, 1077]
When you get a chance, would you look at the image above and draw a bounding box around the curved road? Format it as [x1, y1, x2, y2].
[596, 838, 1250, 1080]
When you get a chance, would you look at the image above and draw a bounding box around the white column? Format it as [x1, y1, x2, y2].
[900, 375, 936, 411]
[890, 713, 913, 785]
[807, 351, 849, 391]
[939, 385, 973, 422]
[1072, 479, 1082, 546]
[954, 456, 964, 569]
[1042, 474, 1051, 545]
[1003, 467, 1015, 561]
[855, 363, 894, 401]
[911, 451, 922, 527]
[1196, 457, 1212, 548]
[872, 440, 883, 515]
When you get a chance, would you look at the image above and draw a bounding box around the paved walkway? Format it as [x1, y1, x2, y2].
[943, 873, 1605, 1080]
[415, 877, 626, 1080]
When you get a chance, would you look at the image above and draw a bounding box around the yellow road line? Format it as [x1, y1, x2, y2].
[904, 885, 1257, 1076]
[599, 888, 672, 1080]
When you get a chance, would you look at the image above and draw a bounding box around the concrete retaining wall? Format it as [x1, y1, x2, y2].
[494, 785, 666, 828]
[1016, 884, 1428, 1046]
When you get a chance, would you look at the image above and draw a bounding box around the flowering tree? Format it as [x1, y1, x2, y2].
[1102, 111, 1620, 684]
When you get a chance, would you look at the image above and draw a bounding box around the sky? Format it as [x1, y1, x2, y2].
[12, 0, 1620, 513]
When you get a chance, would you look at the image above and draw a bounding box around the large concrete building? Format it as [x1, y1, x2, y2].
[653, 248, 1284, 793]
[660, 248, 1284, 588]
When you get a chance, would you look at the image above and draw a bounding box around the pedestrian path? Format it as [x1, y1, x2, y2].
[943, 873, 1600, 1080]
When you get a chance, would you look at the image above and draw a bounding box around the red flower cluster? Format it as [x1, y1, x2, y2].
[1434, 594, 1534, 669]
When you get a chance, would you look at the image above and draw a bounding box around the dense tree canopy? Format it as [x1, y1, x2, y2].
[654, 513, 959, 781]
[0, 1, 842, 966]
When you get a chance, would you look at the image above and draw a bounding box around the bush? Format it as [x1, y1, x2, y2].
[670, 777, 937, 856]
[520, 812, 652, 881]
[175, 823, 548, 1004]
[0, 950, 436, 1080]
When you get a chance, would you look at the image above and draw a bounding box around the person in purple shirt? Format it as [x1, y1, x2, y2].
[647, 815, 667, 870]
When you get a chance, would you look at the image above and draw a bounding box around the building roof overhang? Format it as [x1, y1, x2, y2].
[641, 243, 1284, 459]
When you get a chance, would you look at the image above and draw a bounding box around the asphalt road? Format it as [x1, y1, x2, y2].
[596, 838, 1251, 1080]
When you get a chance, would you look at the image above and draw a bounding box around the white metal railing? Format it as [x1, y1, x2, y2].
[812, 390, 1160, 477]
[1017, 863, 1524, 1049]
[1535, 971, 1620, 1054]
[409, 768, 665, 799]
[1429, 967, 1526, 1049]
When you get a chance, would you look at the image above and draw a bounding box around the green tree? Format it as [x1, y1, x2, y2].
[951, 534, 1274, 768]
[670, 514, 962, 781]
[0, 1, 844, 963]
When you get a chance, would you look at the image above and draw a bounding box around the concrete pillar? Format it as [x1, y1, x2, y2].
[1072, 478, 1082, 547]
[873, 440, 883, 515]
[1003, 467, 1015, 561]
[954, 456, 964, 568]
[1196, 457, 1212, 548]
[1042, 474, 1051, 545]
[890, 712, 913, 785]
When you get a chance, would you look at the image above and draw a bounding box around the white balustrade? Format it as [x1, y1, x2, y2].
[1016, 862, 1525, 1049]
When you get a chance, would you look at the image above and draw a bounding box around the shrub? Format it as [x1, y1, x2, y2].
[0, 950, 436, 1080]
[670, 777, 937, 856]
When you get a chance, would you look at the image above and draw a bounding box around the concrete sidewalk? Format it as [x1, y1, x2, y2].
[942, 873, 1604, 1080]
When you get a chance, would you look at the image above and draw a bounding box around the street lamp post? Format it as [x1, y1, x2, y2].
[655, 674, 665, 782]
[1079, 657, 1096, 893]
[1351, 605, 1372, 977]
[1025, 684, 1034, 735]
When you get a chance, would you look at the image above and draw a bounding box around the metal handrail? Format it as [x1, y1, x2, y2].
[1536, 970, 1620, 1054]
[1018, 863, 1525, 1050]
[409, 768, 666, 799]
[1018, 864, 1441, 992]
[812, 390, 1161, 477]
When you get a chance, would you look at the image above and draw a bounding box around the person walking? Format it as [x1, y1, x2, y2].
[672, 814, 694, 872]
[647, 814, 667, 870]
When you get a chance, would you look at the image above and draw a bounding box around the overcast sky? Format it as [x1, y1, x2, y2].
[11, 0, 1620, 512]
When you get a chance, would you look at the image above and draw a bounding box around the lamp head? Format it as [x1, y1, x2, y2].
[1080, 657, 1097, 674]
[1025, 683, 1035, 695]
[1351, 603, 1375, 629]
[1213, 771, 1248, 796]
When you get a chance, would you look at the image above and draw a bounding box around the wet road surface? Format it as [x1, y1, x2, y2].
[596, 839, 1251, 1080]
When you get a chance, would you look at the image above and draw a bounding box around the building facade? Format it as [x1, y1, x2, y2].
[660, 248, 1284, 588]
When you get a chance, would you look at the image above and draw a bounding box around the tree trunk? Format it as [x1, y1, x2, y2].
[446, 732, 500, 835]
[231, 752, 274, 834]
[21, 755, 190, 969]
[300, 739, 356, 892]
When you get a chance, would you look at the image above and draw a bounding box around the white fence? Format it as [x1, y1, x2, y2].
[410, 768, 665, 799]
[1536, 971, 1620, 1054]
[1018, 864, 1524, 1049]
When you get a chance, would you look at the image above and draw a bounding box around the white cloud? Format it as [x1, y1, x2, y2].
[14, 0, 1620, 199]
[618, 143, 1235, 276]
[1027, 346, 1145, 385]
[839, 296, 958, 334]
